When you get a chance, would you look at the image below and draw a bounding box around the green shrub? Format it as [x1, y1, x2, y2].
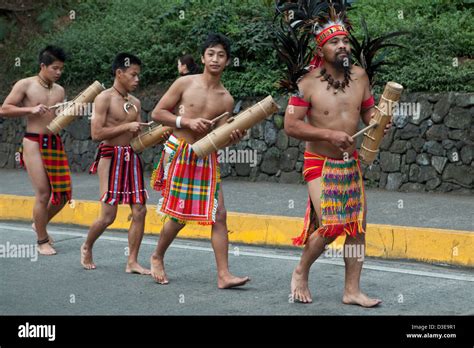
[1, 0, 472, 97]
[0, 16, 12, 42]
[349, 0, 473, 93]
[3, 0, 280, 98]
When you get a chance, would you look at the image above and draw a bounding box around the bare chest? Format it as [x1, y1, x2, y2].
[308, 79, 364, 125]
[180, 87, 229, 120]
[24, 84, 63, 107]
[106, 97, 139, 125]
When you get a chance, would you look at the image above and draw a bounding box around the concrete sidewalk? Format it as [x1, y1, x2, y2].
[1, 169, 473, 231]
[0, 168, 473, 267]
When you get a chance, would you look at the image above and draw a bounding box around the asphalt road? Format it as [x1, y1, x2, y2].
[1, 221, 473, 316]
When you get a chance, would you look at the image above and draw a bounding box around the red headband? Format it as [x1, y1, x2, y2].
[316, 24, 348, 47]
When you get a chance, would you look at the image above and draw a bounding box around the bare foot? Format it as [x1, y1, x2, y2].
[217, 273, 250, 289]
[32, 223, 54, 246]
[126, 262, 151, 275]
[290, 267, 312, 303]
[80, 243, 96, 270]
[342, 292, 382, 308]
[150, 254, 169, 284]
[37, 243, 57, 256]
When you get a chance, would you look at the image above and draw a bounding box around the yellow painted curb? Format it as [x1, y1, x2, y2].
[0, 194, 472, 267]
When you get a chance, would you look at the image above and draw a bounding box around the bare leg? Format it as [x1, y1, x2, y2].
[291, 233, 337, 303]
[212, 186, 250, 289]
[150, 151, 184, 284]
[125, 204, 150, 275]
[81, 157, 117, 270]
[291, 178, 337, 303]
[22, 138, 57, 255]
[150, 219, 184, 284]
[32, 200, 66, 245]
[342, 193, 382, 308]
[81, 202, 117, 270]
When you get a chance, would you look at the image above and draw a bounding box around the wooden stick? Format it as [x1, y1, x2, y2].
[352, 121, 378, 139]
[210, 111, 230, 125]
[48, 101, 71, 109]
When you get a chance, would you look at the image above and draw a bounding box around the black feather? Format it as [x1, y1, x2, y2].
[273, 23, 314, 93]
[349, 16, 409, 86]
[273, 0, 333, 93]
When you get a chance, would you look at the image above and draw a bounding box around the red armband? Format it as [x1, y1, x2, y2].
[361, 95, 375, 110]
[288, 95, 311, 107]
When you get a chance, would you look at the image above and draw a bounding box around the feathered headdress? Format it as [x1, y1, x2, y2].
[273, 0, 328, 93]
[312, 0, 351, 42]
[273, 0, 407, 92]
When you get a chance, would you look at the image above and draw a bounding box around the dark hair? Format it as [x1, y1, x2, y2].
[200, 33, 231, 59]
[179, 54, 201, 75]
[112, 52, 142, 76]
[39, 45, 67, 66]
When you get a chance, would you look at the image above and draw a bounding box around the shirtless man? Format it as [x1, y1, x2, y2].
[1, 46, 70, 255]
[285, 22, 391, 307]
[81, 53, 150, 274]
[149, 33, 250, 288]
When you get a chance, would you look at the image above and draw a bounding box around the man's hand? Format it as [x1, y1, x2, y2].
[384, 120, 393, 135]
[128, 122, 149, 133]
[228, 129, 247, 146]
[162, 129, 172, 142]
[185, 118, 213, 134]
[370, 112, 392, 135]
[30, 104, 48, 116]
[328, 130, 354, 152]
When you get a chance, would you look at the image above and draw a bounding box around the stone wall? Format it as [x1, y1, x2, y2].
[362, 92, 473, 194]
[0, 92, 472, 194]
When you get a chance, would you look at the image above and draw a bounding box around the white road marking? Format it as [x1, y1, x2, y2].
[1, 223, 473, 282]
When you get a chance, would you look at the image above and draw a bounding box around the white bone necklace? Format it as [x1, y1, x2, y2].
[113, 86, 138, 114]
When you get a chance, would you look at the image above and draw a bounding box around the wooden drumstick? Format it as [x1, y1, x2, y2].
[174, 112, 229, 129]
[210, 111, 230, 126]
[352, 121, 379, 139]
[48, 101, 71, 109]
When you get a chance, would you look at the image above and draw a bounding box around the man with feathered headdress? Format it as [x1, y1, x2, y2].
[274, 0, 402, 307]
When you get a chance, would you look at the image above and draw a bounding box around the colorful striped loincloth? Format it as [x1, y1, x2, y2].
[150, 135, 220, 225]
[21, 132, 72, 205]
[90, 143, 148, 205]
[293, 150, 365, 246]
